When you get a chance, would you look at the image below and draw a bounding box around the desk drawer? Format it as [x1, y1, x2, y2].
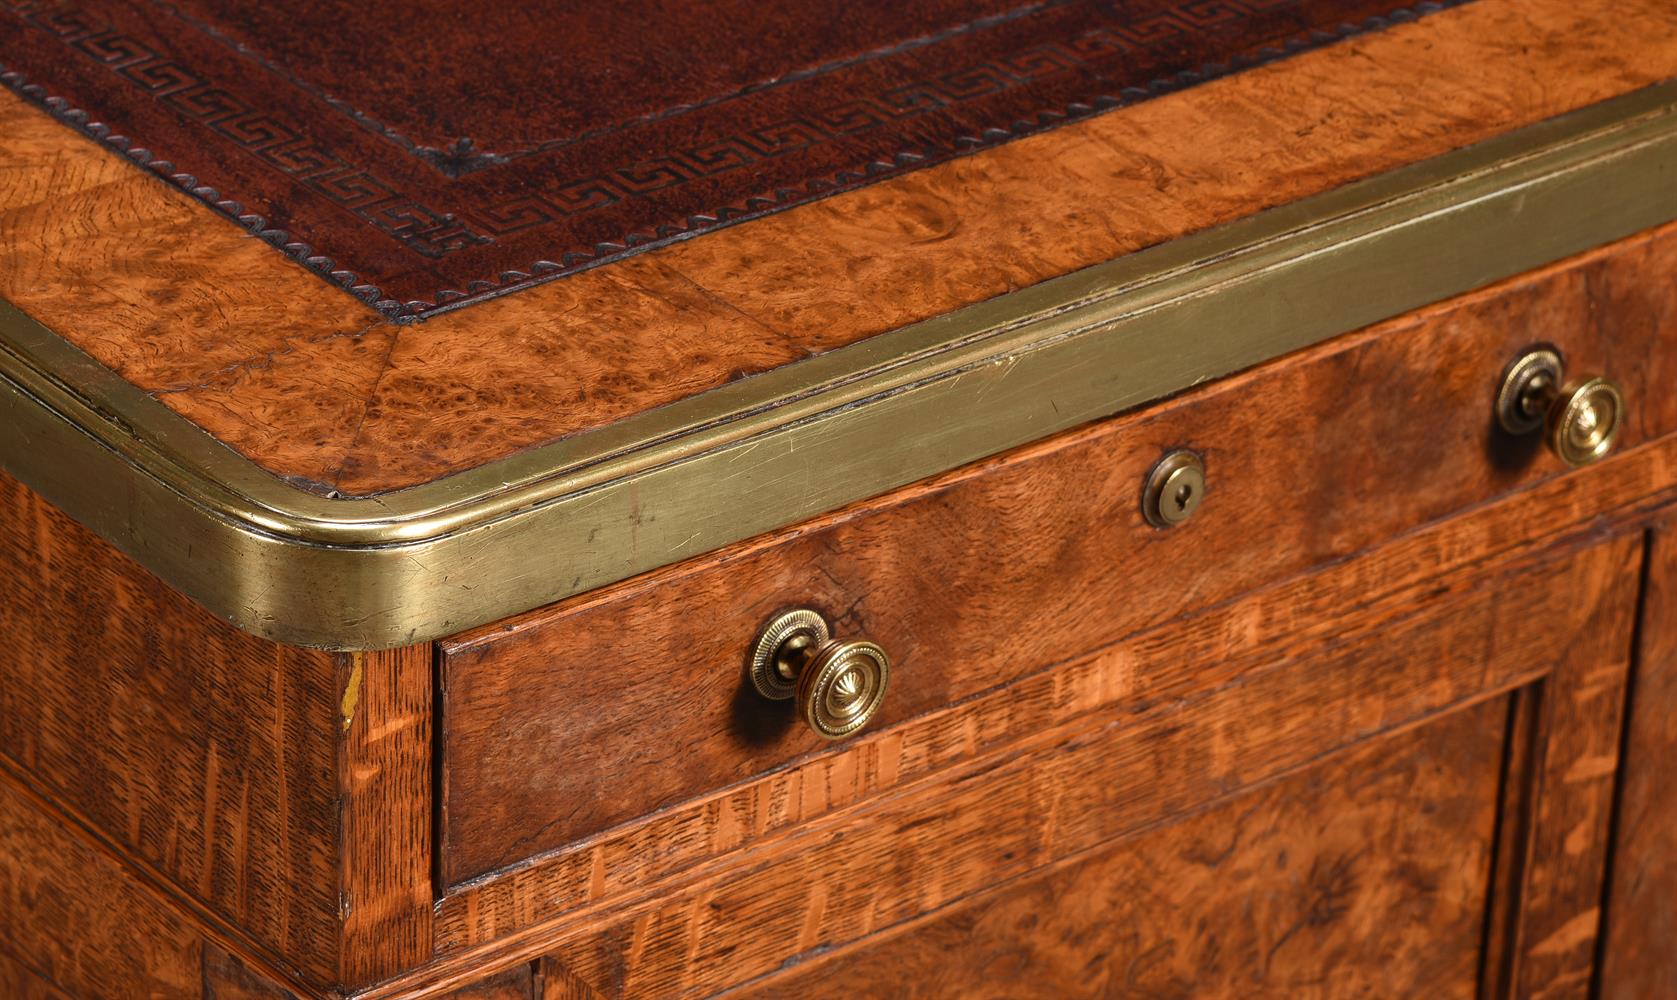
[438, 225, 1677, 895]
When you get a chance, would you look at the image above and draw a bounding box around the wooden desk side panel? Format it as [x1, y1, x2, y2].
[0, 754, 536, 1000]
[0, 471, 435, 991]
[0, 762, 216, 998]
[0, 469, 344, 982]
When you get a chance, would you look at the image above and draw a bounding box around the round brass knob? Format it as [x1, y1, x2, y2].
[797, 639, 890, 740]
[1496, 347, 1625, 468]
[1546, 376, 1623, 468]
[750, 609, 891, 740]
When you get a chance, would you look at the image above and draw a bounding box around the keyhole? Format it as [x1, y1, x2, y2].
[1143, 450, 1205, 528]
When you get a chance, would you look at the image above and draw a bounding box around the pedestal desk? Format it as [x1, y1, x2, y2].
[2, 1, 1677, 997]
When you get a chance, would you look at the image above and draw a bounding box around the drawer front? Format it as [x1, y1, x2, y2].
[511, 530, 1641, 997]
[439, 223, 1677, 890]
[734, 699, 1508, 1000]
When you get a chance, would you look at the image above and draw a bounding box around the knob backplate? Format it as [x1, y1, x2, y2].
[749, 608, 830, 701]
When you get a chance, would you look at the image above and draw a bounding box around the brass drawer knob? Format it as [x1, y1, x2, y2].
[1497, 347, 1625, 467]
[750, 609, 891, 740]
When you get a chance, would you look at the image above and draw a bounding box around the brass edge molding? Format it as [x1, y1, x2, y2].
[3, 81, 1677, 649]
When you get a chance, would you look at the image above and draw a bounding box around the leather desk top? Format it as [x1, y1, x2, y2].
[3, 0, 1439, 316]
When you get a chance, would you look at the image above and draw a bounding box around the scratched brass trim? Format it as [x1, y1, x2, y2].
[4, 82, 1677, 649]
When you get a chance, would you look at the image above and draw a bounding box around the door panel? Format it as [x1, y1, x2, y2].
[740, 699, 1507, 1000]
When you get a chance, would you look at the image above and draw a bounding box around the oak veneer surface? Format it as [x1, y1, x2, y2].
[0, 950, 68, 1000]
[0, 0, 1442, 314]
[1, 0, 1674, 494]
[0, 467, 434, 993]
[336, 646, 436, 988]
[0, 759, 292, 999]
[740, 700, 1509, 1000]
[437, 964, 539, 1000]
[0, 469, 343, 983]
[437, 220, 1677, 886]
[1598, 514, 1677, 999]
[0, 750, 543, 1000]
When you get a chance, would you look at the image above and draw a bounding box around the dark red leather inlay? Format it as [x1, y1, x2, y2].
[1, 1, 1462, 317]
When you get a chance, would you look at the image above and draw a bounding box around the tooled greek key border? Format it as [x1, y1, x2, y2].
[0, 0, 1465, 318]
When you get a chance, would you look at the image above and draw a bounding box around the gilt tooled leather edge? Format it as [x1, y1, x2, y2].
[0, 1, 1467, 320]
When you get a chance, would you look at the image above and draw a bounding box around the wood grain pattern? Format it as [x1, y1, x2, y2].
[0, 468, 343, 983]
[446, 534, 1638, 1000]
[736, 698, 1509, 1000]
[0, 759, 229, 999]
[0, 93, 133, 211]
[0, 947, 73, 1000]
[1491, 556, 1641, 1000]
[441, 963, 538, 1000]
[0, 749, 556, 1000]
[1597, 517, 1677, 999]
[203, 943, 305, 1000]
[0, 467, 437, 993]
[438, 222, 1677, 885]
[539, 961, 598, 1000]
[317, 254, 802, 492]
[4, 0, 1675, 493]
[1480, 685, 1543, 1000]
[0, 171, 378, 417]
[337, 647, 435, 989]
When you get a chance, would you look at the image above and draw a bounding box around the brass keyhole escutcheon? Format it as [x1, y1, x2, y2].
[1496, 347, 1625, 468]
[749, 609, 891, 740]
[1144, 449, 1206, 528]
